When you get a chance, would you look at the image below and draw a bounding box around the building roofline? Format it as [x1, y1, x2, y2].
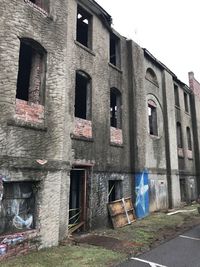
[79, 0, 112, 28]
[143, 48, 190, 90]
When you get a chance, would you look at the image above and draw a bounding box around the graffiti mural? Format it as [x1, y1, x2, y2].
[0, 182, 35, 235]
[135, 170, 149, 218]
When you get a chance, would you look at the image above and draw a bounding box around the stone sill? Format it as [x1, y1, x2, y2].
[24, 0, 49, 17]
[108, 62, 123, 73]
[71, 134, 94, 143]
[7, 118, 47, 132]
[184, 111, 190, 116]
[175, 105, 181, 110]
[149, 134, 160, 140]
[0, 229, 38, 240]
[110, 142, 124, 148]
[145, 77, 159, 88]
[74, 41, 96, 56]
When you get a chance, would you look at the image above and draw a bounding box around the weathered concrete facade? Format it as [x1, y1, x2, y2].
[0, 0, 200, 258]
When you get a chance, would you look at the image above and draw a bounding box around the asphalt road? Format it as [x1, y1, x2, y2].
[118, 224, 200, 267]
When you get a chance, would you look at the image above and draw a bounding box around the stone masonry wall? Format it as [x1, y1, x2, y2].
[0, 0, 73, 255]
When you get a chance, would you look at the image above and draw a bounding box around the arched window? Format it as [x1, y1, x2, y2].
[186, 127, 192, 150]
[75, 70, 91, 120]
[16, 38, 46, 105]
[110, 88, 122, 128]
[145, 68, 159, 87]
[148, 100, 158, 136]
[176, 122, 183, 148]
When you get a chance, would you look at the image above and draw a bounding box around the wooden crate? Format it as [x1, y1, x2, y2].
[107, 197, 136, 228]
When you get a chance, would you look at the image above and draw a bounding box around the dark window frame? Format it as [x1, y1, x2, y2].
[16, 38, 46, 105]
[184, 92, 189, 113]
[28, 0, 49, 12]
[148, 101, 158, 136]
[76, 5, 92, 49]
[177, 122, 183, 148]
[109, 33, 120, 68]
[174, 84, 179, 107]
[186, 127, 192, 150]
[75, 70, 92, 120]
[108, 180, 122, 202]
[110, 88, 122, 129]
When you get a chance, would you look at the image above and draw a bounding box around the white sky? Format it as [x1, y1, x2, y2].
[96, 0, 200, 85]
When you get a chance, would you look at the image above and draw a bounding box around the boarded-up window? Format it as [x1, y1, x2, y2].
[145, 68, 159, 87]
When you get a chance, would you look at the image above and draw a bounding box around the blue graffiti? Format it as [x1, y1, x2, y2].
[135, 170, 149, 219]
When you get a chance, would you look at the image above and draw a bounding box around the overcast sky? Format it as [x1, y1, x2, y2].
[96, 0, 200, 85]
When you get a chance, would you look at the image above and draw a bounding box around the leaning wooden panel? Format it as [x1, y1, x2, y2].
[107, 200, 124, 216]
[107, 197, 136, 228]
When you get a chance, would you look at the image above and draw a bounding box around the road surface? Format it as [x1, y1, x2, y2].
[118, 224, 200, 267]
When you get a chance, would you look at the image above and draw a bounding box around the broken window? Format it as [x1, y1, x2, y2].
[75, 71, 91, 120]
[177, 122, 183, 148]
[76, 5, 92, 48]
[184, 92, 189, 113]
[0, 182, 36, 235]
[186, 127, 192, 150]
[174, 84, 179, 107]
[16, 39, 46, 104]
[110, 33, 120, 67]
[108, 180, 122, 202]
[148, 101, 158, 136]
[110, 88, 122, 128]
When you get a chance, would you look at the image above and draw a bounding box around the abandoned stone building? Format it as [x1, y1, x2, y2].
[1, 0, 200, 258]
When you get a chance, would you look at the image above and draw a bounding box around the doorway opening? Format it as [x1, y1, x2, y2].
[69, 169, 87, 233]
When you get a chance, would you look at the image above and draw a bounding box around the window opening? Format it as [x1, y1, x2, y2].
[174, 85, 179, 107]
[110, 33, 120, 67]
[76, 6, 92, 48]
[29, 0, 48, 11]
[184, 92, 189, 113]
[75, 71, 91, 120]
[110, 88, 122, 128]
[148, 103, 158, 136]
[0, 182, 36, 235]
[108, 180, 122, 203]
[180, 179, 186, 202]
[177, 122, 183, 148]
[145, 68, 159, 87]
[69, 170, 87, 233]
[16, 39, 45, 104]
[186, 127, 192, 150]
